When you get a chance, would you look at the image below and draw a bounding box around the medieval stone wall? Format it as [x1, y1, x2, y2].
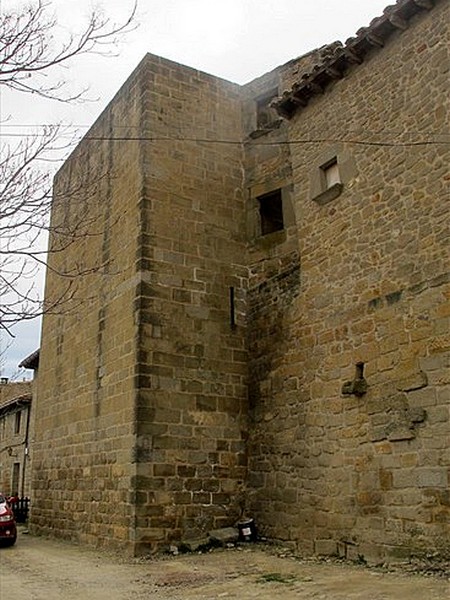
[132, 55, 248, 553]
[242, 55, 309, 432]
[32, 54, 249, 554]
[32, 1, 448, 561]
[31, 62, 147, 551]
[247, 1, 449, 563]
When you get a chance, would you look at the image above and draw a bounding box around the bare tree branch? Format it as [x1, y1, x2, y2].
[0, 0, 137, 101]
[0, 0, 137, 334]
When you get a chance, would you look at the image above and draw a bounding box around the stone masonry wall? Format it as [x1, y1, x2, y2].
[32, 62, 147, 552]
[247, 2, 449, 563]
[132, 55, 249, 553]
[33, 54, 248, 556]
[0, 382, 32, 496]
[32, 1, 448, 561]
[242, 55, 314, 433]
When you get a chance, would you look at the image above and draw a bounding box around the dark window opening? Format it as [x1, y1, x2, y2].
[14, 411, 21, 434]
[229, 287, 236, 329]
[12, 462, 20, 495]
[355, 362, 365, 379]
[258, 189, 284, 236]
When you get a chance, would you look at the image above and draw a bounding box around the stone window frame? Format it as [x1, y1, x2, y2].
[258, 189, 284, 236]
[322, 158, 340, 188]
[310, 147, 357, 206]
[247, 180, 295, 245]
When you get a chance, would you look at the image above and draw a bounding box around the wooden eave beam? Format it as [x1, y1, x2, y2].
[413, 0, 434, 9]
[306, 80, 325, 94]
[388, 14, 409, 29]
[275, 102, 296, 119]
[323, 64, 343, 79]
[291, 92, 309, 107]
[274, 0, 440, 121]
[366, 32, 385, 47]
[343, 46, 364, 64]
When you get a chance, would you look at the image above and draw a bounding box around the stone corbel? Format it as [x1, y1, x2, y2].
[342, 362, 368, 397]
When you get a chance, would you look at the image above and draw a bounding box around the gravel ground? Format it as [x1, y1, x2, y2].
[1, 527, 449, 600]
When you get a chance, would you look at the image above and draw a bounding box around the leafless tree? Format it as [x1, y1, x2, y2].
[0, 0, 136, 335]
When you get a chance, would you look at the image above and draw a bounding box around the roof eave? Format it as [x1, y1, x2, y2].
[274, 0, 438, 119]
[19, 349, 40, 370]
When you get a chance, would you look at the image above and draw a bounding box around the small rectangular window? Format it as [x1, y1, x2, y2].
[322, 159, 340, 188]
[312, 156, 343, 205]
[12, 462, 20, 495]
[258, 189, 284, 236]
[14, 411, 21, 434]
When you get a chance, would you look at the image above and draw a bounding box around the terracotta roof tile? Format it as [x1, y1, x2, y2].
[274, 0, 440, 119]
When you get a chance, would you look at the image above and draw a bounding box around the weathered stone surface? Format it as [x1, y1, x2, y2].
[180, 538, 210, 552]
[29, 0, 449, 565]
[387, 426, 416, 442]
[396, 371, 428, 392]
[208, 527, 239, 545]
[315, 539, 338, 556]
[406, 407, 426, 424]
[246, 0, 449, 565]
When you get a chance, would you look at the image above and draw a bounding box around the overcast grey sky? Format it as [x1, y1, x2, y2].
[1, 0, 391, 379]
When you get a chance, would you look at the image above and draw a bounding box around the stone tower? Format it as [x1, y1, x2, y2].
[32, 0, 449, 561]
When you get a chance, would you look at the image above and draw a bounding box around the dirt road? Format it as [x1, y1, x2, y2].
[1, 528, 449, 600]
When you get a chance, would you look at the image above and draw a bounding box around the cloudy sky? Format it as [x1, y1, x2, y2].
[1, 0, 390, 378]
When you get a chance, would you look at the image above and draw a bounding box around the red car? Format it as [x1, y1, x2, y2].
[0, 493, 17, 546]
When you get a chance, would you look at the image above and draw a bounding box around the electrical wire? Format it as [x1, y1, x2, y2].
[1, 131, 448, 147]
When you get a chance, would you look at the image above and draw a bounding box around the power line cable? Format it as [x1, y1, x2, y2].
[2, 122, 448, 134]
[1, 132, 448, 147]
